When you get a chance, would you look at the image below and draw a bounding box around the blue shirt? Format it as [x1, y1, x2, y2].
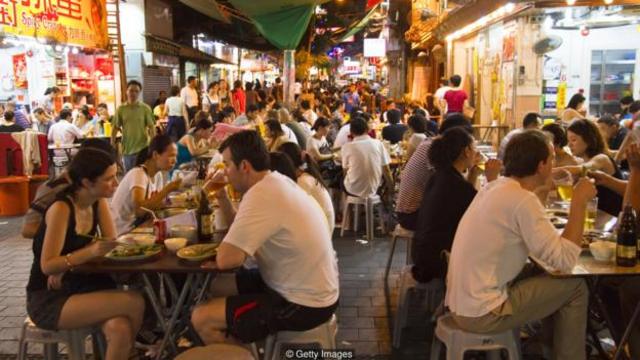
[14, 110, 30, 130]
[342, 92, 360, 113]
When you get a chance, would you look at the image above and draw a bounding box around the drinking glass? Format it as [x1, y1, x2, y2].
[553, 171, 573, 202]
[584, 197, 598, 232]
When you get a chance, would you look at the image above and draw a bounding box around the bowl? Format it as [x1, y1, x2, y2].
[168, 193, 188, 206]
[165, 237, 188, 253]
[589, 241, 616, 262]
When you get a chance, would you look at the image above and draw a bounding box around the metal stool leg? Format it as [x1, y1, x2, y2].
[384, 234, 398, 284]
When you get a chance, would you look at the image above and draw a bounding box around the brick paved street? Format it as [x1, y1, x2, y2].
[0, 216, 433, 359]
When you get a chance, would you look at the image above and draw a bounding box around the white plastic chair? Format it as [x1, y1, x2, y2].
[263, 314, 338, 360]
[340, 194, 386, 241]
[430, 313, 521, 360]
[17, 317, 105, 360]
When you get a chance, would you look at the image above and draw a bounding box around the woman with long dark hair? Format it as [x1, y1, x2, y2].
[561, 93, 586, 124]
[411, 127, 499, 283]
[563, 119, 623, 215]
[110, 135, 182, 234]
[175, 116, 213, 169]
[278, 142, 335, 232]
[26, 148, 145, 360]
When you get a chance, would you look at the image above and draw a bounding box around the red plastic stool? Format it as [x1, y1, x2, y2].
[0, 176, 30, 216]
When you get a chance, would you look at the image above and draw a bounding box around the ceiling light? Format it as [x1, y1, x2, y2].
[604, 0, 613, 4]
[566, 0, 576, 5]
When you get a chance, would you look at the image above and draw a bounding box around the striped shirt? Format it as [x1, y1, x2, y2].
[395, 138, 433, 214]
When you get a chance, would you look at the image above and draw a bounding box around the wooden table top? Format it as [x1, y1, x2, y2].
[537, 249, 640, 278]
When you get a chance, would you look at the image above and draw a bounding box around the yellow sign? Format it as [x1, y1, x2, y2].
[0, 0, 108, 49]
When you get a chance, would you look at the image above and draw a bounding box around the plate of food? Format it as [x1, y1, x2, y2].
[177, 244, 218, 261]
[549, 216, 568, 229]
[105, 244, 164, 261]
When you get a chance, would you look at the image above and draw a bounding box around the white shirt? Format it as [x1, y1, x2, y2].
[302, 109, 318, 125]
[445, 177, 582, 318]
[434, 86, 452, 100]
[47, 119, 83, 144]
[165, 96, 185, 117]
[282, 124, 298, 145]
[180, 86, 199, 108]
[294, 82, 302, 95]
[307, 135, 329, 161]
[202, 93, 219, 110]
[333, 123, 351, 149]
[408, 133, 427, 153]
[223, 172, 339, 307]
[298, 121, 312, 138]
[341, 135, 390, 198]
[297, 173, 335, 233]
[110, 167, 161, 235]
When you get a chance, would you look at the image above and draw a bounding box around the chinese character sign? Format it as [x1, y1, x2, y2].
[0, 0, 108, 49]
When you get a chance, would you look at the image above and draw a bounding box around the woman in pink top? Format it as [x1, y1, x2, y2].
[443, 75, 468, 114]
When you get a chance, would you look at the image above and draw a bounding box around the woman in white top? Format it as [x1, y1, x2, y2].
[307, 117, 335, 163]
[202, 81, 220, 116]
[278, 142, 335, 233]
[164, 85, 189, 142]
[110, 135, 182, 235]
[405, 114, 429, 160]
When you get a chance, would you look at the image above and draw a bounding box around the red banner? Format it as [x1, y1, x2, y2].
[12, 54, 28, 89]
[366, 0, 382, 9]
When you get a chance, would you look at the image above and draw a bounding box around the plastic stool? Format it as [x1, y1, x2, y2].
[17, 317, 105, 360]
[393, 266, 444, 348]
[263, 314, 338, 360]
[430, 313, 521, 360]
[384, 224, 414, 283]
[340, 194, 386, 241]
[175, 344, 256, 360]
[0, 176, 29, 216]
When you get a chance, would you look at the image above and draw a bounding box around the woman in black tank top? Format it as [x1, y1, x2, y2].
[563, 119, 623, 216]
[25, 148, 145, 360]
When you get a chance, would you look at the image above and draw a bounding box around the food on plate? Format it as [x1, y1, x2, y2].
[177, 244, 218, 260]
[107, 244, 163, 258]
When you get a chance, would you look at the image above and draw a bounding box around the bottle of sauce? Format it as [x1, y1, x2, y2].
[617, 204, 637, 267]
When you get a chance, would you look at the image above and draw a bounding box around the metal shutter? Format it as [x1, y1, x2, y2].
[142, 66, 172, 106]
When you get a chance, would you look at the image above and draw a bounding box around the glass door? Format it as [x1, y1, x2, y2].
[590, 49, 636, 116]
[602, 50, 635, 115]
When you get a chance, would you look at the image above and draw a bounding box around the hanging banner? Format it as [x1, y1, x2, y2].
[12, 53, 28, 89]
[0, 0, 108, 49]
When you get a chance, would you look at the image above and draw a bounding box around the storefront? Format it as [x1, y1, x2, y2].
[443, 2, 640, 131]
[0, 0, 115, 113]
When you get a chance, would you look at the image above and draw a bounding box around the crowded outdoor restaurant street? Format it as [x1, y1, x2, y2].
[2, 0, 640, 359]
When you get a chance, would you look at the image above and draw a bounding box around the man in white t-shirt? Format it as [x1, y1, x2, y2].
[48, 109, 83, 145]
[446, 130, 595, 360]
[181, 76, 199, 123]
[341, 117, 394, 198]
[433, 79, 451, 114]
[191, 130, 339, 344]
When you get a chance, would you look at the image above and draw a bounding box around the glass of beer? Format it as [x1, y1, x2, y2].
[584, 197, 598, 232]
[553, 171, 573, 202]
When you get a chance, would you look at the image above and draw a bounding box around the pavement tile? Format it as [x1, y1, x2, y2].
[337, 316, 374, 329]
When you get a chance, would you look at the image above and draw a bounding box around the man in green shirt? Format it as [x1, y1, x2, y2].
[112, 80, 156, 172]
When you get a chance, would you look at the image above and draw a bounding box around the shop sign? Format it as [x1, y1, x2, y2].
[0, 0, 108, 49]
[341, 60, 361, 75]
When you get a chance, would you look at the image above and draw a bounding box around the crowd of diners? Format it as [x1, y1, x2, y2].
[16, 74, 640, 358]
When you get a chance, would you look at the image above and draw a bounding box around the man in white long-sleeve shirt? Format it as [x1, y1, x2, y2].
[446, 130, 596, 360]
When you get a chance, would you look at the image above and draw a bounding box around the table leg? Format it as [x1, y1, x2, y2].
[195, 274, 214, 304]
[141, 274, 178, 355]
[155, 275, 195, 360]
[614, 302, 640, 360]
